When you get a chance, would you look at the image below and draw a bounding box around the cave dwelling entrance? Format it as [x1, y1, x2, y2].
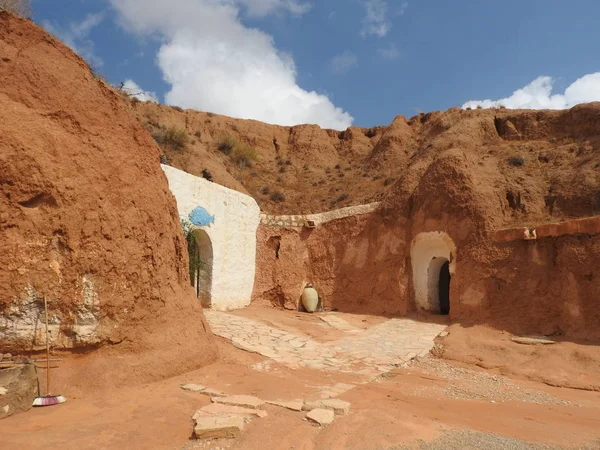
[411, 231, 456, 315]
[187, 229, 213, 308]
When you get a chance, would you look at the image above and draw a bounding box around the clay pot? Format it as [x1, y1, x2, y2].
[301, 284, 319, 313]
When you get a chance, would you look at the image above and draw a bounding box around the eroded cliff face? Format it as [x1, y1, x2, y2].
[134, 100, 600, 224]
[0, 13, 216, 381]
[252, 109, 600, 339]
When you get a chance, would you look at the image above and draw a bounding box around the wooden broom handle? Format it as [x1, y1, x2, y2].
[44, 295, 50, 396]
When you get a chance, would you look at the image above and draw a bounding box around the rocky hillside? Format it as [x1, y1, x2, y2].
[132, 100, 600, 223]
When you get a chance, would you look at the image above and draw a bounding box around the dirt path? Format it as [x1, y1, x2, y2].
[206, 309, 445, 376]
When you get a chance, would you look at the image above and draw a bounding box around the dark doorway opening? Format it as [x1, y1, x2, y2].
[438, 260, 451, 315]
[187, 229, 213, 308]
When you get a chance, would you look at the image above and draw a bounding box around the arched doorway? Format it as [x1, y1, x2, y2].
[187, 229, 213, 308]
[411, 232, 456, 314]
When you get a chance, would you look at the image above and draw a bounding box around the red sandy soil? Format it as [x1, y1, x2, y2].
[435, 324, 600, 392]
[229, 304, 388, 342]
[1, 316, 599, 450]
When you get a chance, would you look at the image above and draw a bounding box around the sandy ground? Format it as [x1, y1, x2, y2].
[1, 309, 600, 450]
[229, 306, 389, 342]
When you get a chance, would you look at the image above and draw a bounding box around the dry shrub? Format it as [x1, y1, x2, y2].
[508, 156, 525, 167]
[0, 0, 31, 17]
[163, 127, 189, 150]
[270, 191, 286, 202]
[215, 136, 258, 168]
[153, 127, 189, 151]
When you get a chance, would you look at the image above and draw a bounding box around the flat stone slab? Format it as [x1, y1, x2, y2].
[198, 388, 227, 398]
[306, 408, 335, 426]
[193, 415, 244, 440]
[317, 315, 362, 333]
[266, 399, 304, 411]
[195, 403, 268, 419]
[212, 395, 265, 409]
[180, 384, 206, 392]
[303, 398, 351, 415]
[510, 336, 556, 345]
[332, 383, 355, 392]
[204, 310, 446, 376]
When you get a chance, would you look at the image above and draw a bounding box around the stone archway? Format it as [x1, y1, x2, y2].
[187, 229, 213, 308]
[410, 232, 456, 314]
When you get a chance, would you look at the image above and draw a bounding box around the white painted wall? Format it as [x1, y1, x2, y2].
[162, 165, 260, 311]
[410, 232, 456, 313]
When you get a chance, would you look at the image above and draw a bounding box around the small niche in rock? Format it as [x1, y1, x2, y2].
[544, 196, 557, 214]
[18, 192, 58, 209]
[268, 236, 281, 259]
[506, 191, 523, 211]
[364, 128, 377, 138]
[494, 117, 503, 137]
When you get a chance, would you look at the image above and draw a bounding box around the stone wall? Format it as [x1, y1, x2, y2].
[260, 203, 380, 228]
[162, 165, 261, 311]
[252, 204, 409, 314]
[492, 215, 600, 242]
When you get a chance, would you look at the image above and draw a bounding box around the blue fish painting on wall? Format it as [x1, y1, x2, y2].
[189, 206, 215, 227]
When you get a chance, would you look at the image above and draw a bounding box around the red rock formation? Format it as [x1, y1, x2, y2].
[252, 106, 600, 339]
[0, 12, 216, 385]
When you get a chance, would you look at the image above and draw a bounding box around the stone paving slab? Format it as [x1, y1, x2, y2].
[204, 311, 446, 377]
[306, 408, 335, 426]
[193, 415, 244, 440]
[317, 314, 363, 333]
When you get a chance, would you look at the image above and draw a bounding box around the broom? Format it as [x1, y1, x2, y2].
[32, 295, 66, 407]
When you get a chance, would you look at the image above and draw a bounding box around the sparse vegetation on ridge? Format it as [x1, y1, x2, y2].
[215, 135, 258, 169]
[0, 0, 31, 17]
[152, 126, 189, 151]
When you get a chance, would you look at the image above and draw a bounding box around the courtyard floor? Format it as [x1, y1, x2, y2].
[205, 309, 446, 378]
[1, 306, 600, 450]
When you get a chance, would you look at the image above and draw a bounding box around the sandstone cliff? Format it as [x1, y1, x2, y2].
[0, 12, 216, 385]
[134, 102, 600, 225]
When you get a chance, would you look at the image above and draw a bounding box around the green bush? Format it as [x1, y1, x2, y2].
[153, 126, 189, 151]
[508, 156, 525, 167]
[216, 135, 237, 155]
[232, 142, 258, 169]
[270, 191, 286, 202]
[215, 136, 258, 169]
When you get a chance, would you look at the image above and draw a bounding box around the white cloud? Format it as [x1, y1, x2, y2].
[396, 1, 408, 17]
[121, 79, 159, 102]
[462, 73, 600, 110]
[109, 0, 352, 129]
[360, 0, 390, 37]
[237, 0, 311, 17]
[377, 44, 399, 60]
[42, 12, 105, 68]
[329, 51, 358, 74]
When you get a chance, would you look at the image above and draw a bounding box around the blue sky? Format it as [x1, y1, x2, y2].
[32, 0, 600, 129]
